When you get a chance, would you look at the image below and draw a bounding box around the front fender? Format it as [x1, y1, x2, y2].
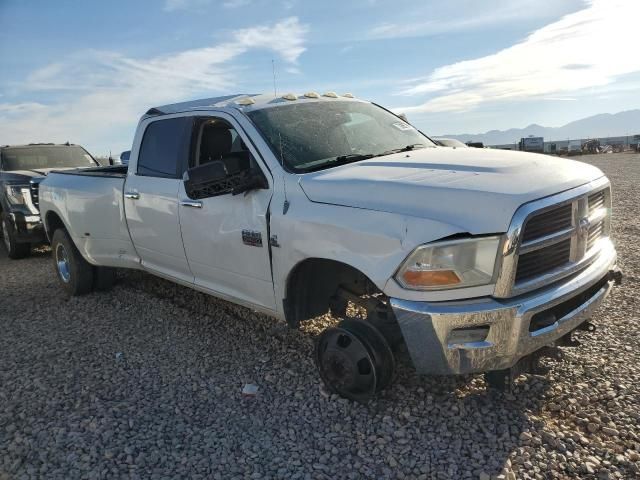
[269, 182, 464, 314]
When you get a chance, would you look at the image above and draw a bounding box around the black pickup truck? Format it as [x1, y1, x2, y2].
[0, 143, 98, 258]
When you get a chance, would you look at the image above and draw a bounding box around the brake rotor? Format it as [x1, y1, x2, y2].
[315, 319, 395, 402]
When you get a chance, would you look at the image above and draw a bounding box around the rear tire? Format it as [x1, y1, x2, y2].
[1, 216, 30, 259]
[94, 267, 116, 291]
[51, 228, 94, 296]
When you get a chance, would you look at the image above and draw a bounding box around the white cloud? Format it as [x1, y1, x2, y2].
[0, 17, 307, 153]
[396, 0, 640, 113]
[369, 0, 580, 40]
[0, 102, 48, 114]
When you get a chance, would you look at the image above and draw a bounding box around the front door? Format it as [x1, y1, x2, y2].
[178, 114, 276, 311]
[125, 116, 193, 283]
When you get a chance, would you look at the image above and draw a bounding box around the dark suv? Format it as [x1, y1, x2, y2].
[0, 143, 98, 258]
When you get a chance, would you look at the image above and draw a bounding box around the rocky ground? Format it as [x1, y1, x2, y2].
[1, 153, 639, 480]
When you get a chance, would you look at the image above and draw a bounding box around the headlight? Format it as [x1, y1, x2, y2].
[396, 236, 501, 290]
[4, 185, 30, 206]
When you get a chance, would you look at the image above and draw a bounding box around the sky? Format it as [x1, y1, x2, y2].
[0, 0, 639, 155]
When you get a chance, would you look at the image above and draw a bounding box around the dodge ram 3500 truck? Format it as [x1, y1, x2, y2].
[39, 93, 621, 400]
[0, 143, 98, 258]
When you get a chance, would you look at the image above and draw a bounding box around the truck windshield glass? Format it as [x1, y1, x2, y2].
[247, 101, 434, 172]
[2, 146, 95, 171]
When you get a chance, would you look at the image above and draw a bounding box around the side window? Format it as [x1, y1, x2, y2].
[192, 118, 251, 174]
[138, 117, 191, 178]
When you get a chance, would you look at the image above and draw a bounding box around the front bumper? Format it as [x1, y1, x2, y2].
[390, 242, 619, 375]
[5, 211, 45, 243]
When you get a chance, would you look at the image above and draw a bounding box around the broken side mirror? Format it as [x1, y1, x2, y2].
[231, 170, 268, 196]
[184, 160, 267, 199]
[184, 161, 228, 199]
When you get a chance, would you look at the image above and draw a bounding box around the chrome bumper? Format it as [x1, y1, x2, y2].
[390, 242, 618, 375]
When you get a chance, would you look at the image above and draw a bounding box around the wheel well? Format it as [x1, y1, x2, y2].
[44, 211, 66, 240]
[283, 258, 381, 328]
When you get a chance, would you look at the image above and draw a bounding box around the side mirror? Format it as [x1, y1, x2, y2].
[120, 151, 131, 165]
[398, 113, 409, 123]
[184, 161, 228, 199]
[231, 170, 268, 196]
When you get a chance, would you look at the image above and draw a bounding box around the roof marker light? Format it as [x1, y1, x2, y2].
[236, 97, 255, 106]
[323, 92, 338, 98]
[282, 93, 298, 101]
[304, 92, 320, 98]
[342, 93, 354, 98]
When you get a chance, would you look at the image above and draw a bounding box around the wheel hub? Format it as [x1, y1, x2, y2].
[321, 347, 366, 390]
[316, 319, 395, 402]
[55, 243, 71, 283]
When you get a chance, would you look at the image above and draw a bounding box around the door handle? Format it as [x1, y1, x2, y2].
[124, 192, 140, 200]
[180, 200, 203, 208]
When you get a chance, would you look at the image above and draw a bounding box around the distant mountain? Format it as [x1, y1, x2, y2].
[440, 110, 640, 146]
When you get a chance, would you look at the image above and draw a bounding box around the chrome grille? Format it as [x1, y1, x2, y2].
[29, 181, 40, 211]
[521, 204, 572, 243]
[494, 178, 612, 298]
[587, 220, 605, 251]
[515, 238, 571, 282]
[588, 190, 605, 214]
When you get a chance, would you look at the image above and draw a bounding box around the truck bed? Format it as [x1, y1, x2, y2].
[50, 164, 128, 178]
[39, 169, 140, 269]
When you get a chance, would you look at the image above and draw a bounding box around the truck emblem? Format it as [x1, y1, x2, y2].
[242, 230, 263, 247]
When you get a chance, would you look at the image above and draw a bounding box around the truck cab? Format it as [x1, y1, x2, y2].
[0, 143, 97, 258]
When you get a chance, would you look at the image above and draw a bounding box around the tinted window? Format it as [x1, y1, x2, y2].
[138, 117, 191, 178]
[1, 146, 95, 171]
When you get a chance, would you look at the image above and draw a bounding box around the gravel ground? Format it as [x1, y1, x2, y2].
[1, 153, 639, 480]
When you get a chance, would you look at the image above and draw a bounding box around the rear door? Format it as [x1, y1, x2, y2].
[124, 116, 193, 283]
[177, 113, 276, 311]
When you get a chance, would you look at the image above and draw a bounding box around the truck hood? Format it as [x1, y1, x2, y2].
[298, 148, 604, 234]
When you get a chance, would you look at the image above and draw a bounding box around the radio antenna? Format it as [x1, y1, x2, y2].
[272, 59, 278, 98]
[278, 131, 289, 212]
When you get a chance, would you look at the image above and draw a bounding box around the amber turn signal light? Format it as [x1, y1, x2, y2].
[402, 269, 461, 287]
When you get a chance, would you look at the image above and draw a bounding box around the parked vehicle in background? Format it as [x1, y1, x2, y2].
[433, 138, 468, 148]
[119, 151, 131, 165]
[519, 136, 544, 153]
[568, 139, 583, 155]
[582, 139, 601, 154]
[39, 93, 621, 400]
[466, 141, 484, 148]
[0, 143, 97, 258]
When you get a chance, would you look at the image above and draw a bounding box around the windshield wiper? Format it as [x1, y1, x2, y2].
[299, 153, 375, 173]
[298, 145, 426, 173]
[377, 143, 426, 157]
[335, 153, 375, 162]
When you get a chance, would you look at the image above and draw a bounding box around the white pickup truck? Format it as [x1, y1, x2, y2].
[39, 93, 621, 400]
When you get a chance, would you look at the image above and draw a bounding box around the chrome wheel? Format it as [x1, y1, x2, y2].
[55, 243, 71, 283]
[2, 219, 10, 251]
